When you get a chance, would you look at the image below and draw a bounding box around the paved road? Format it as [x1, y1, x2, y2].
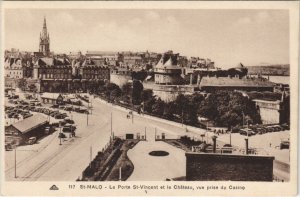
[5, 97, 193, 181]
[5, 96, 290, 181]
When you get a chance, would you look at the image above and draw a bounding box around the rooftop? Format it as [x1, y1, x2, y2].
[12, 114, 48, 134]
[200, 77, 275, 87]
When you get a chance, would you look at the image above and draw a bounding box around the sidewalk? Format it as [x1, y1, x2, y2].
[95, 97, 207, 136]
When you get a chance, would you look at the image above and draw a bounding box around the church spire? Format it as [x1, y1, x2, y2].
[43, 17, 46, 27]
[39, 16, 50, 56]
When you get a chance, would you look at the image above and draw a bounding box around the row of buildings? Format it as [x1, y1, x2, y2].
[4, 17, 289, 125]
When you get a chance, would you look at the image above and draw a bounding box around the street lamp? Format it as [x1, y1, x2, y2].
[59, 123, 62, 145]
[242, 111, 245, 127]
[14, 147, 38, 179]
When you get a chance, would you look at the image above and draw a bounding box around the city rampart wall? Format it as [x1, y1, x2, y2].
[110, 73, 132, 88]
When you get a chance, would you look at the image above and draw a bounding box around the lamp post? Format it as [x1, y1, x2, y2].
[14, 147, 37, 179]
[242, 111, 245, 127]
[110, 112, 114, 140]
[87, 102, 89, 126]
[206, 121, 209, 143]
[90, 98, 93, 115]
[59, 123, 62, 145]
[181, 108, 184, 127]
[14, 148, 17, 178]
[230, 131, 232, 146]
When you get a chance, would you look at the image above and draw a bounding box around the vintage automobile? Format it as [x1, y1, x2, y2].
[27, 137, 37, 145]
[62, 124, 76, 133]
[280, 139, 290, 149]
[5, 143, 13, 151]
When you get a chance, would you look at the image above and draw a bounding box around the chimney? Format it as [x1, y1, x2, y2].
[281, 91, 285, 102]
[197, 74, 200, 85]
[212, 136, 217, 153]
[245, 138, 249, 155]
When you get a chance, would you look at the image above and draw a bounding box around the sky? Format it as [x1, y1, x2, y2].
[4, 9, 289, 68]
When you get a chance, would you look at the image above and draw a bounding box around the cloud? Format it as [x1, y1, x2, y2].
[145, 11, 160, 20]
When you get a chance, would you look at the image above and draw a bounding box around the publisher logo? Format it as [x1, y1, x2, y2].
[50, 185, 59, 190]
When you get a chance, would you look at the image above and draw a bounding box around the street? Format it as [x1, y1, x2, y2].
[5, 97, 198, 181]
[5, 96, 290, 181]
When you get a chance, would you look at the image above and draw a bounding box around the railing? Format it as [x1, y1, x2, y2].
[192, 146, 234, 154]
[273, 174, 285, 182]
[191, 145, 264, 155]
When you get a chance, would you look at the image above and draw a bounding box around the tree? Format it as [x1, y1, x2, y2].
[28, 84, 37, 92]
[144, 97, 156, 113]
[105, 83, 120, 100]
[132, 80, 143, 105]
[152, 99, 165, 116]
[198, 91, 261, 128]
[122, 83, 132, 96]
[141, 89, 154, 102]
[163, 102, 176, 120]
[110, 88, 121, 101]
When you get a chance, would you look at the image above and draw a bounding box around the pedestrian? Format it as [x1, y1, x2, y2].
[269, 143, 272, 148]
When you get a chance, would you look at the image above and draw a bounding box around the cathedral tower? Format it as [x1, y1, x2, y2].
[39, 17, 50, 56]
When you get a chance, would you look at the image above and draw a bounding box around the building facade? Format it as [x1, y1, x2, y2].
[4, 58, 23, 79]
[154, 51, 184, 85]
[110, 68, 132, 88]
[5, 114, 48, 146]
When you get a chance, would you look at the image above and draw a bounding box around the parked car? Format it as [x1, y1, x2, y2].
[281, 123, 289, 130]
[78, 109, 89, 114]
[58, 132, 66, 139]
[64, 106, 73, 111]
[27, 137, 37, 145]
[23, 114, 33, 119]
[265, 126, 275, 132]
[256, 128, 265, 134]
[44, 126, 55, 134]
[5, 143, 12, 151]
[74, 107, 81, 112]
[29, 106, 35, 111]
[64, 118, 75, 124]
[59, 120, 66, 126]
[51, 122, 60, 127]
[55, 114, 65, 119]
[239, 128, 255, 136]
[51, 104, 59, 108]
[62, 125, 76, 133]
[280, 139, 290, 149]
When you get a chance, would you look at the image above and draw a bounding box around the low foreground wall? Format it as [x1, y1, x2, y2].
[186, 152, 274, 181]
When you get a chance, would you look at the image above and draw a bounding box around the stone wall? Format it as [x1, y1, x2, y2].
[253, 99, 281, 124]
[150, 85, 195, 102]
[110, 73, 132, 88]
[186, 153, 274, 181]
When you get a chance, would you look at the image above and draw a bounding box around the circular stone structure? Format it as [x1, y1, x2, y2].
[149, 150, 169, 157]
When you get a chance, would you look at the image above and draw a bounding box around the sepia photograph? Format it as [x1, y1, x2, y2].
[0, 1, 299, 196]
